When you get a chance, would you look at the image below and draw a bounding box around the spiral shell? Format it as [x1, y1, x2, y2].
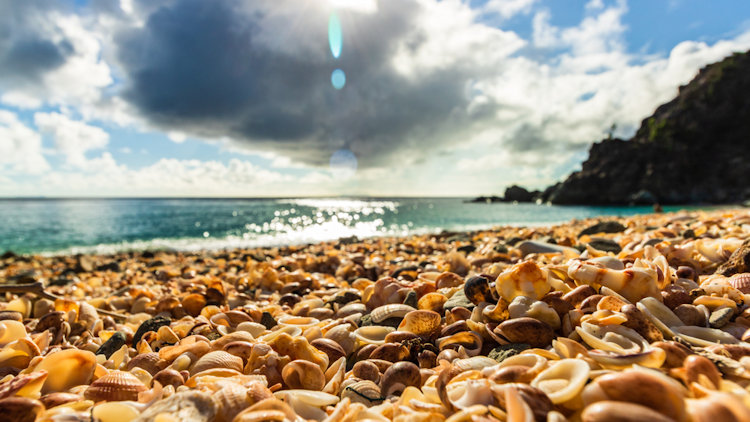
[370, 304, 415, 323]
[530, 358, 590, 404]
[341, 380, 384, 406]
[84, 371, 147, 402]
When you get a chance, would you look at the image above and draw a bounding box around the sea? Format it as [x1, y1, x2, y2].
[0, 198, 702, 256]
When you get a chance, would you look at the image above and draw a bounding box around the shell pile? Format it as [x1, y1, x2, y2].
[3, 209, 750, 421]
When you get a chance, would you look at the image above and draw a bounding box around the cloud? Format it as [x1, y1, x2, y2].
[483, 0, 538, 20]
[115, 0, 525, 168]
[0, 110, 50, 174]
[34, 112, 109, 168]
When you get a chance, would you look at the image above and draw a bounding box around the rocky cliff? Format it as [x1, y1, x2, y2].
[545, 50, 750, 205]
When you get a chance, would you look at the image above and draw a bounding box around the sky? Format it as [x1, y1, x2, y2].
[0, 0, 749, 197]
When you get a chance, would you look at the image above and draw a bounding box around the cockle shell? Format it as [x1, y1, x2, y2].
[729, 273, 750, 294]
[84, 371, 147, 402]
[341, 380, 384, 406]
[34, 349, 97, 394]
[213, 383, 252, 422]
[126, 352, 167, 376]
[189, 351, 243, 376]
[530, 359, 590, 404]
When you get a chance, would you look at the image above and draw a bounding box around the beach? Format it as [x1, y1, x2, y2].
[2, 207, 750, 421]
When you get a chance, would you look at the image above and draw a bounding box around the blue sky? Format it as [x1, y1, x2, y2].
[1, 0, 749, 197]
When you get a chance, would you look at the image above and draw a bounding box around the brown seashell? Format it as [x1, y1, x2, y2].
[126, 352, 167, 376]
[674, 304, 706, 327]
[661, 284, 692, 310]
[84, 371, 147, 402]
[580, 294, 605, 311]
[310, 338, 346, 363]
[342, 380, 384, 407]
[417, 293, 447, 313]
[563, 285, 597, 308]
[0, 397, 44, 422]
[39, 392, 82, 409]
[383, 331, 419, 344]
[582, 400, 675, 422]
[380, 361, 420, 397]
[597, 295, 627, 312]
[352, 361, 381, 383]
[182, 294, 207, 317]
[281, 360, 325, 391]
[398, 310, 442, 337]
[212, 331, 255, 350]
[153, 368, 185, 388]
[684, 355, 721, 393]
[729, 273, 750, 294]
[436, 272, 464, 289]
[223, 341, 255, 362]
[190, 351, 243, 376]
[652, 341, 692, 368]
[356, 344, 378, 361]
[498, 317, 555, 348]
[159, 336, 211, 362]
[440, 320, 470, 337]
[368, 343, 410, 363]
[621, 304, 663, 343]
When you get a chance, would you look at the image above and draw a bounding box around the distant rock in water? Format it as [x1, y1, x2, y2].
[546, 50, 750, 205]
[468, 185, 540, 203]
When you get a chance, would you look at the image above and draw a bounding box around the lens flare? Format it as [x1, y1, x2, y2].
[329, 148, 357, 179]
[328, 14, 342, 59]
[331, 69, 346, 89]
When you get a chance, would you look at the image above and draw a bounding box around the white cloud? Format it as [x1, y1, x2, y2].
[34, 112, 109, 168]
[483, 0, 538, 20]
[0, 110, 49, 174]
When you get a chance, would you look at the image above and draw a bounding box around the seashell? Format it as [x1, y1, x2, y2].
[273, 389, 340, 414]
[77, 302, 99, 331]
[652, 341, 692, 368]
[437, 331, 483, 356]
[576, 322, 648, 354]
[324, 325, 357, 356]
[729, 273, 750, 294]
[352, 361, 381, 383]
[159, 336, 210, 363]
[190, 351, 243, 376]
[282, 360, 325, 391]
[693, 295, 737, 312]
[84, 370, 147, 402]
[621, 304, 663, 343]
[39, 392, 82, 409]
[582, 368, 687, 421]
[354, 326, 395, 346]
[213, 383, 252, 422]
[582, 400, 675, 422]
[0, 320, 27, 347]
[369, 342, 410, 362]
[276, 316, 320, 329]
[34, 349, 97, 394]
[418, 293, 447, 313]
[553, 337, 589, 360]
[341, 380, 384, 406]
[398, 310, 442, 337]
[674, 304, 706, 327]
[310, 338, 346, 363]
[562, 285, 597, 307]
[92, 401, 141, 422]
[265, 332, 329, 372]
[211, 331, 256, 350]
[380, 361, 421, 397]
[126, 352, 167, 376]
[182, 294, 207, 317]
[447, 378, 495, 409]
[463, 276, 495, 306]
[370, 304, 415, 323]
[0, 371, 47, 400]
[496, 261, 551, 302]
[498, 317, 554, 348]
[588, 348, 666, 369]
[672, 325, 739, 346]
[0, 397, 44, 422]
[568, 260, 660, 303]
[132, 390, 217, 422]
[132, 316, 171, 347]
[153, 368, 184, 388]
[530, 358, 590, 404]
[684, 355, 722, 394]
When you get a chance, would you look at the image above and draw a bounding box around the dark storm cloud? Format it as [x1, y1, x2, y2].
[116, 0, 493, 167]
[0, 1, 75, 85]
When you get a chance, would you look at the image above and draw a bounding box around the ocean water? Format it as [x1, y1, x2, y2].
[0, 198, 696, 255]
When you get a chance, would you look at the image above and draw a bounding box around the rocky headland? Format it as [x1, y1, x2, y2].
[473, 50, 750, 205]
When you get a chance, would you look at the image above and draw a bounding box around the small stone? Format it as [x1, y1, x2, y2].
[493, 244, 508, 253]
[76, 256, 95, 273]
[456, 244, 475, 253]
[96, 262, 121, 272]
[517, 241, 578, 257]
[443, 289, 475, 311]
[402, 290, 418, 308]
[488, 343, 530, 363]
[587, 238, 622, 253]
[96, 331, 126, 358]
[579, 221, 627, 237]
[132, 316, 171, 346]
[260, 312, 277, 330]
[709, 307, 734, 328]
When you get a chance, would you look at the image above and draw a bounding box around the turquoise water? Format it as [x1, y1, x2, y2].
[0, 198, 696, 255]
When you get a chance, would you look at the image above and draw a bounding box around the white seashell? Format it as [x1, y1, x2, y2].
[531, 358, 590, 404]
[274, 389, 340, 406]
[235, 322, 265, 338]
[370, 304, 415, 323]
[672, 326, 739, 346]
[277, 316, 320, 329]
[576, 322, 648, 354]
[637, 297, 682, 337]
[92, 401, 140, 422]
[353, 326, 394, 346]
[324, 325, 356, 356]
[259, 325, 302, 342]
[323, 357, 346, 395]
[447, 378, 495, 409]
[587, 348, 666, 369]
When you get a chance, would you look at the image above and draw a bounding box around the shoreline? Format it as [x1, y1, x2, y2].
[1, 207, 750, 420]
